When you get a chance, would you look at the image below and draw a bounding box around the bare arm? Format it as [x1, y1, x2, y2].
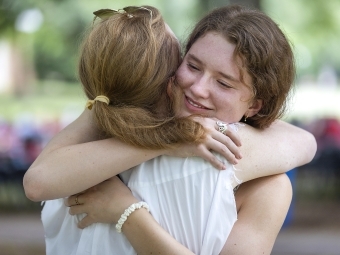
[23, 110, 165, 201]
[235, 120, 316, 183]
[24, 110, 241, 201]
[67, 177, 195, 255]
[124, 209, 195, 255]
[190, 118, 316, 187]
[222, 174, 293, 255]
[66, 175, 291, 255]
[65, 120, 316, 255]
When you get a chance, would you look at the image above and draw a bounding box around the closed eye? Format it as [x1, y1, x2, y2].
[218, 80, 233, 89]
[187, 63, 200, 71]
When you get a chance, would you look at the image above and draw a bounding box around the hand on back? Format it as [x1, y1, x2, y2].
[165, 117, 242, 169]
[65, 176, 137, 229]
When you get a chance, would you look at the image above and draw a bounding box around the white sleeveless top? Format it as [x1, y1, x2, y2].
[42, 153, 239, 254]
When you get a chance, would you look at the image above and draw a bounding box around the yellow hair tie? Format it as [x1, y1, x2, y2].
[85, 95, 110, 110]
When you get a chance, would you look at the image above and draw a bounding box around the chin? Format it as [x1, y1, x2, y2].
[175, 111, 191, 118]
[174, 108, 189, 118]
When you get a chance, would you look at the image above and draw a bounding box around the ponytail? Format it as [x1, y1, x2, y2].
[93, 102, 205, 149]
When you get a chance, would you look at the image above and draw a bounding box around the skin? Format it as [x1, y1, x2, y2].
[23, 109, 241, 200]
[63, 32, 314, 254]
[24, 29, 316, 255]
[223, 174, 293, 254]
[67, 174, 293, 255]
[176, 32, 261, 122]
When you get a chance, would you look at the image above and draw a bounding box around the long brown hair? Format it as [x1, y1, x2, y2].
[79, 6, 205, 149]
[186, 5, 295, 129]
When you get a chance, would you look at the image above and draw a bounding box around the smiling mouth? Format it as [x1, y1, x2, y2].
[186, 96, 209, 109]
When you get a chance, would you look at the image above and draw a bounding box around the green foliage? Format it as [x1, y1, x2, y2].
[0, 0, 200, 82]
[262, 0, 340, 79]
[0, 0, 26, 36]
[1, 0, 339, 86]
[0, 80, 84, 121]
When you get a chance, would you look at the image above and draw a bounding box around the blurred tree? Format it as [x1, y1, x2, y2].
[229, 0, 261, 8]
[0, 0, 25, 37]
[1, 0, 339, 96]
[192, 0, 263, 43]
[32, 0, 86, 82]
[197, 0, 261, 13]
[0, 0, 37, 96]
[0, 0, 88, 91]
[262, 0, 340, 81]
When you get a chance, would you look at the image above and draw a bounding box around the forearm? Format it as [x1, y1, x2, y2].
[236, 120, 317, 182]
[123, 209, 195, 255]
[23, 110, 164, 201]
[67, 177, 195, 254]
[25, 140, 163, 201]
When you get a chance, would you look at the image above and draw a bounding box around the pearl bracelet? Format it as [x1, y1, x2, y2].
[115, 201, 150, 233]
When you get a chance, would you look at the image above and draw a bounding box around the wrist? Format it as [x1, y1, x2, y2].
[162, 146, 181, 157]
[115, 201, 150, 233]
[122, 206, 152, 233]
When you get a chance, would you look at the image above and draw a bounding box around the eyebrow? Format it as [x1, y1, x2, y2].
[187, 53, 240, 83]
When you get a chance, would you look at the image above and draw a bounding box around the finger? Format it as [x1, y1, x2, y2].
[78, 215, 96, 229]
[211, 146, 238, 166]
[213, 119, 242, 148]
[69, 204, 86, 215]
[223, 128, 242, 147]
[65, 194, 82, 207]
[196, 144, 227, 170]
[65, 195, 75, 207]
[211, 132, 242, 161]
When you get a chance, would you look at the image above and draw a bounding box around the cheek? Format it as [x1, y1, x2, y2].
[216, 95, 247, 122]
[175, 65, 191, 89]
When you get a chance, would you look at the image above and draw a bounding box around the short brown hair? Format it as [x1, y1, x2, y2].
[79, 6, 205, 148]
[186, 5, 295, 129]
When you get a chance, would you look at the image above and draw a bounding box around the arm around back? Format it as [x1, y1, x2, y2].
[23, 110, 164, 201]
[235, 120, 316, 183]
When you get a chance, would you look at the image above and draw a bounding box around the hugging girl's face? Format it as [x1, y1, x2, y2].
[175, 32, 261, 123]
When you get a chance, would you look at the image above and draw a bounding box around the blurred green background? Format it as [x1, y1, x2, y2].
[1, 0, 340, 254]
[1, 0, 340, 119]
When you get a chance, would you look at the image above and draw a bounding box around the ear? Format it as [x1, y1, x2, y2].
[246, 99, 263, 118]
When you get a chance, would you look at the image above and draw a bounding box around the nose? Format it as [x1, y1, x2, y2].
[189, 74, 210, 99]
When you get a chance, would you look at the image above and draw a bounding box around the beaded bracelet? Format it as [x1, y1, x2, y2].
[115, 201, 150, 233]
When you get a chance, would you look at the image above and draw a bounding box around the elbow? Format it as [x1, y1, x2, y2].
[304, 132, 317, 164]
[23, 168, 47, 202]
